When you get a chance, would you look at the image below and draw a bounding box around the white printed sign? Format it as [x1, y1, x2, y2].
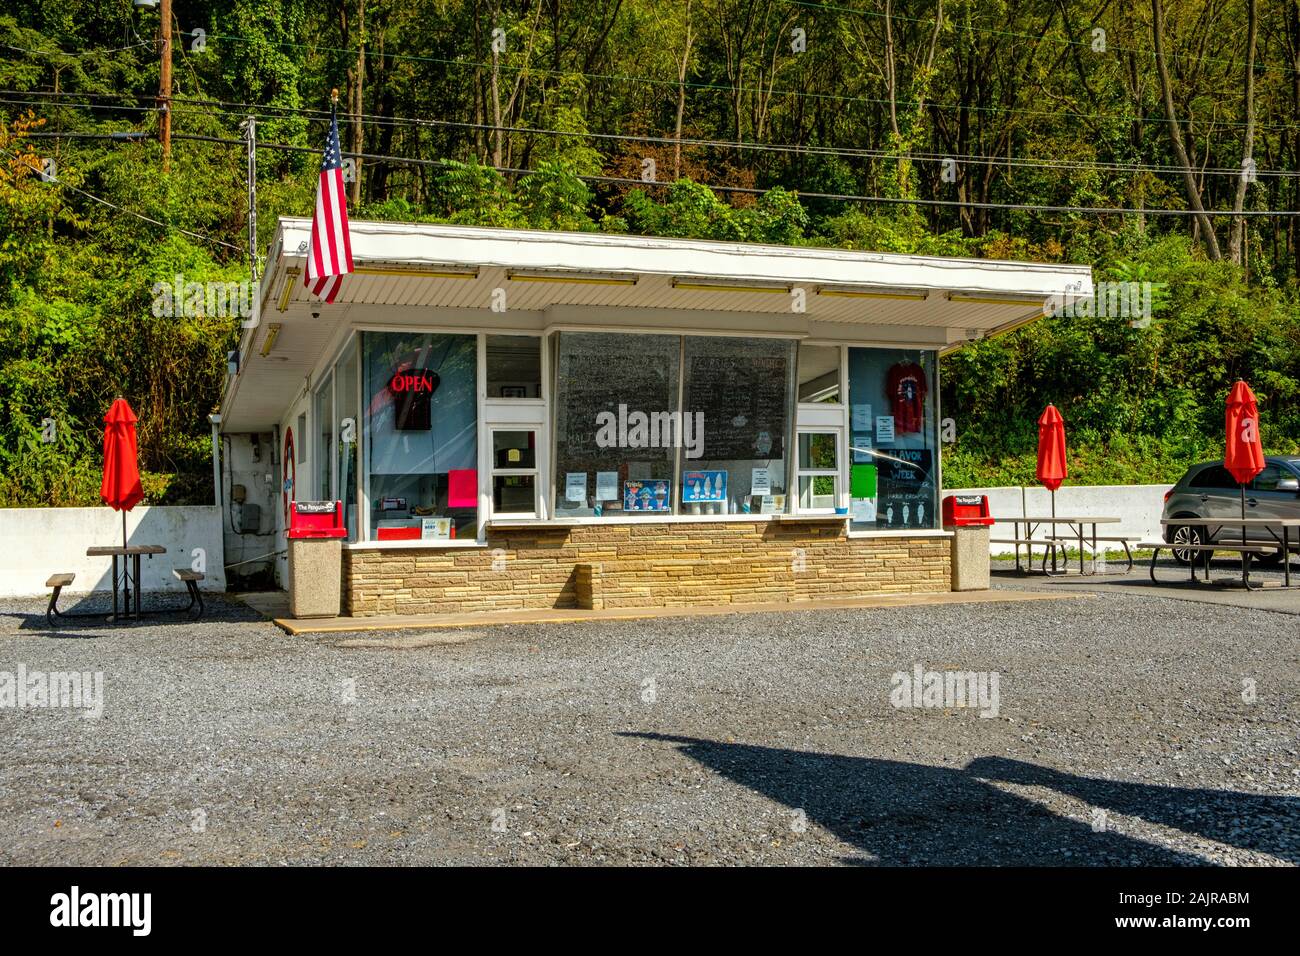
[565, 472, 588, 503]
[875, 416, 895, 443]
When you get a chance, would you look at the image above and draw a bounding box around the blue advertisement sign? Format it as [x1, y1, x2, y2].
[682, 470, 727, 503]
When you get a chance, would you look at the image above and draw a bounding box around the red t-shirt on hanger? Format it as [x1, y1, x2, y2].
[887, 362, 927, 434]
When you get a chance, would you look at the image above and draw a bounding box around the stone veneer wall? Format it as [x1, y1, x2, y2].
[342, 521, 950, 616]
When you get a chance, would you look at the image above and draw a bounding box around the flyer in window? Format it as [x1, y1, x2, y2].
[682, 470, 727, 503]
[595, 471, 619, 501]
[851, 404, 873, 431]
[624, 479, 671, 512]
[565, 472, 588, 503]
[875, 415, 896, 443]
[876, 448, 933, 529]
[750, 467, 771, 495]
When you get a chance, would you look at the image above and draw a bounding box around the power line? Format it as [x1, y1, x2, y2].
[8, 86, 1297, 181]
[785, 0, 1298, 78]
[162, 132, 1300, 218]
[172, 29, 1294, 134]
[165, 94, 1300, 181]
[0, 144, 242, 252]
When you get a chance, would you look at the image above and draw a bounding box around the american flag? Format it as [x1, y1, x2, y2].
[304, 104, 354, 303]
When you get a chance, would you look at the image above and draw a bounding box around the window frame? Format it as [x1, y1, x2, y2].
[488, 426, 541, 518]
[795, 427, 843, 514]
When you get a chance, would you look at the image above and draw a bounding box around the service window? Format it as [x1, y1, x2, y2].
[491, 428, 539, 516]
[797, 430, 841, 512]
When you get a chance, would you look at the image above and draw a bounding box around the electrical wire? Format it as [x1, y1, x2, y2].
[0, 144, 243, 252]
[9, 87, 1298, 181]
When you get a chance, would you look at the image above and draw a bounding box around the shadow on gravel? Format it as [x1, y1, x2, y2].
[967, 756, 1300, 865]
[623, 733, 1280, 865]
[1, 594, 264, 637]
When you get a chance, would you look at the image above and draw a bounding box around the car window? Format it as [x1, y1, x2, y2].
[1191, 465, 1237, 489]
[1253, 464, 1295, 491]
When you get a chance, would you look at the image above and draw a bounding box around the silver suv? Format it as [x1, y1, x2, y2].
[1162, 456, 1300, 564]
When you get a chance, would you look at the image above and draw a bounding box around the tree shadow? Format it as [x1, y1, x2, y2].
[622, 733, 1293, 865]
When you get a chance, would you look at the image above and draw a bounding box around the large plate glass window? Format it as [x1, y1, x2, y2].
[363, 332, 478, 540]
[846, 347, 938, 530]
[314, 372, 333, 500]
[334, 336, 360, 542]
[553, 332, 679, 517]
[680, 336, 794, 515]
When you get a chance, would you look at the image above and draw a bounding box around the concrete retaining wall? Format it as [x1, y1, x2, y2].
[0, 506, 225, 597]
[943, 485, 1169, 554]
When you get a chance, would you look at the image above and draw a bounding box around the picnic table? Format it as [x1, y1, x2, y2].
[992, 516, 1129, 576]
[1143, 518, 1300, 591]
[86, 544, 165, 620]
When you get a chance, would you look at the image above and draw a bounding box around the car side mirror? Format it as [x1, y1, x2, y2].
[1277, 477, 1300, 493]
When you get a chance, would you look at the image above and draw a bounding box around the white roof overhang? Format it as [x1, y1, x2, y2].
[220, 218, 1092, 432]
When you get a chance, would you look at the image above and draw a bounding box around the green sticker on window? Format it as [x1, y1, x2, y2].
[850, 463, 877, 499]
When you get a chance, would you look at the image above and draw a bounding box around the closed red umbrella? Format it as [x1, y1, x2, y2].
[101, 397, 144, 551]
[1224, 380, 1264, 487]
[1225, 380, 1265, 558]
[1037, 404, 1067, 519]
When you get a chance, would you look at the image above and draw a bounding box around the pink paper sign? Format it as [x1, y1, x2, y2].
[448, 469, 477, 508]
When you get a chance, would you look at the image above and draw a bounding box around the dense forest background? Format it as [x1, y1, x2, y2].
[2, 0, 1299, 505]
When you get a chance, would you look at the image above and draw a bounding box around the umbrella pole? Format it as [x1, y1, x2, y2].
[1241, 482, 1249, 588]
[122, 510, 130, 614]
[1049, 488, 1056, 573]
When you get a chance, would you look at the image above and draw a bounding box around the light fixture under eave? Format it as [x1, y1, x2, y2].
[947, 292, 1048, 307]
[352, 266, 479, 280]
[671, 279, 791, 294]
[277, 269, 299, 312]
[259, 323, 283, 357]
[816, 285, 929, 301]
[507, 271, 637, 286]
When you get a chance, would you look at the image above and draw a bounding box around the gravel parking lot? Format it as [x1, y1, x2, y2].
[0, 583, 1296, 866]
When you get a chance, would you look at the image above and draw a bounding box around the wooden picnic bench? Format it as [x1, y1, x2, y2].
[1146, 517, 1300, 591]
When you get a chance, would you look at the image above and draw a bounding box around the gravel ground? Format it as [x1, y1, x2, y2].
[0, 586, 1296, 866]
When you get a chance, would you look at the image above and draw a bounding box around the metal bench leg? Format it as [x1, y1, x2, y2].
[1149, 547, 1161, 583]
[46, 585, 62, 626]
[187, 580, 204, 619]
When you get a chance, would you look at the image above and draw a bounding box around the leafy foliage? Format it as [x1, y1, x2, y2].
[2, 0, 1300, 503]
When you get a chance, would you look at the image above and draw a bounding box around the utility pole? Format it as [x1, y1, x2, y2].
[159, 0, 172, 171]
[239, 115, 258, 283]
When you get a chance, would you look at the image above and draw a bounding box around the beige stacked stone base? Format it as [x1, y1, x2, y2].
[342, 522, 950, 617]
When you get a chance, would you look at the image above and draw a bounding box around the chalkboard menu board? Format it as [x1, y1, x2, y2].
[555, 334, 677, 465]
[684, 352, 790, 460]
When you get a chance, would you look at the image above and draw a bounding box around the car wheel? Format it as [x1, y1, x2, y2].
[1252, 550, 1285, 565]
[1169, 524, 1204, 565]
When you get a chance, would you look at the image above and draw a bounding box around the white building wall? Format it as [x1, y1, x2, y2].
[0, 506, 225, 597]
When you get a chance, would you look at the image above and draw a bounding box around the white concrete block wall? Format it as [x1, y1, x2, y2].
[943, 485, 1172, 554]
[0, 506, 226, 597]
